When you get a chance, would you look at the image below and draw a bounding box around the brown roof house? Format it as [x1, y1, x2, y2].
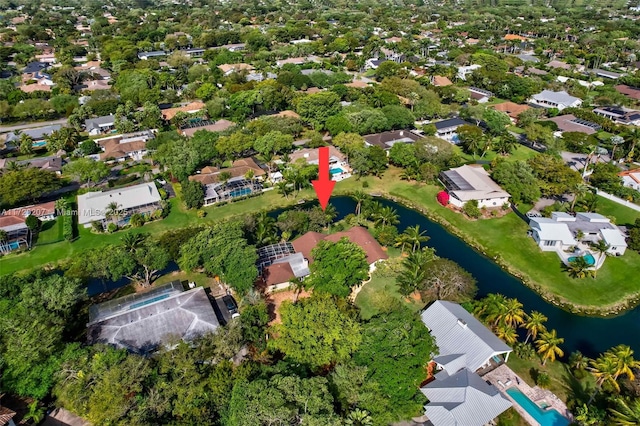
[258, 226, 388, 293]
[615, 84, 640, 101]
[179, 119, 235, 137]
[431, 75, 453, 87]
[95, 130, 155, 162]
[546, 114, 600, 135]
[189, 158, 265, 206]
[161, 101, 206, 121]
[491, 102, 530, 123]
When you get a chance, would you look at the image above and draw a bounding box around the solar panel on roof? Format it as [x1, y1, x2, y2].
[570, 118, 601, 130]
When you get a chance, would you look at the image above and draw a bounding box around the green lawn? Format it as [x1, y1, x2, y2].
[454, 144, 538, 164]
[35, 218, 64, 245]
[596, 195, 640, 226]
[335, 168, 640, 312]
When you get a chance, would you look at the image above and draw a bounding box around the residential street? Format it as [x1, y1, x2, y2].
[0, 118, 68, 134]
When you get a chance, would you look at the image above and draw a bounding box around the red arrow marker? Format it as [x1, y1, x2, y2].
[311, 146, 336, 211]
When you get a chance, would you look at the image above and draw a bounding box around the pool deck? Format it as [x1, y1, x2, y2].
[483, 364, 573, 426]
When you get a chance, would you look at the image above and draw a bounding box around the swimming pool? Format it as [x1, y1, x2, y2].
[229, 187, 252, 198]
[506, 388, 569, 426]
[32, 141, 47, 147]
[129, 294, 170, 310]
[330, 167, 344, 175]
[567, 253, 596, 266]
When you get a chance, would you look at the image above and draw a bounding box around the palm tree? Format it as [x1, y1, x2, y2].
[568, 351, 589, 374]
[403, 225, 430, 252]
[496, 323, 518, 345]
[345, 408, 373, 426]
[625, 127, 640, 162]
[502, 297, 526, 328]
[610, 397, 640, 425]
[106, 202, 122, 225]
[290, 277, 305, 303]
[523, 311, 547, 344]
[397, 247, 435, 295]
[474, 293, 508, 324]
[275, 181, 292, 200]
[591, 239, 610, 268]
[588, 354, 620, 403]
[352, 190, 369, 216]
[395, 232, 413, 253]
[535, 329, 564, 366]
[570, 183, 590, 212]
[121, 232, 146, 253]
[372, 206, 399, 227]
[564, 256, 594, 279]
[254, 212, 278, 246]
[608, 344, 639, 382]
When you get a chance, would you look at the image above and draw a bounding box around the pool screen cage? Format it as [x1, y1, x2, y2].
[214, 178, 262, 203]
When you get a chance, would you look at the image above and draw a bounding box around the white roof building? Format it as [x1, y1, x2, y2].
[440, 165, 511, 208]
[529, 90, 582, 111]
[420, 301, 512, 426]
[77, 182, 161, 226]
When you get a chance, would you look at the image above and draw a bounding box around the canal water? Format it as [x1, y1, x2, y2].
[322, 196, 640, 358]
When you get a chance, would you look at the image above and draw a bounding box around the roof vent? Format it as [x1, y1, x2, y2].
[400, 131, 404, 136]
[457, 319, 467, 328]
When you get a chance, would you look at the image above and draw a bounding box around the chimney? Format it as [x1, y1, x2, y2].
[457, 319, 467, 329]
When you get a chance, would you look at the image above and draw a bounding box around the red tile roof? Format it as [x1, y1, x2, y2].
[262, 262, 295, 286]
[292, 226, 387, 265]
[291, 231, 325, 263]
[616, 85, 640, 100]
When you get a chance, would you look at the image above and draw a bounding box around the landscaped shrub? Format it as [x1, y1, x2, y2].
[25, 215, 41, 231]
[536, 372, 551, 388]
[107, 223, 118, 233]
[91, 221, 103, 233]
[197, 209, 206, 218]
[129, 213, 145, 227]
[462, 200, 481, 219]
[63, 210, 74, 240]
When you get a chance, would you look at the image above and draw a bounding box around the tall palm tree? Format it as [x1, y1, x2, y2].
[570, 183, 590, 212]
[626, 127, 640, 162]
[121, 232, 146, 253]
[290, 277, 304, 303]
[565, 256, 594, 279]
[608, 344, 639, 382]
[610, 397, 640, 426]
[372, 206, 399, 227]
[495, 323, 518, 345]
[474, 293, 508, 324]
[591, 239, 610, 269]
[403, 225, 430, 252]
[396, 247, 435, 296]
[253, 212, 277, 246]
[502, 297, 526, 328]
[523, 311, 548, 344]
[395, 232, 413, 254]
[275, 181, 292, 200]
[352, 190, 369, 216]
[588, 354, 620, 403]
[535, 329, 564, 366]
[106, 202, 122, 225]
[568, 351, 589, 374]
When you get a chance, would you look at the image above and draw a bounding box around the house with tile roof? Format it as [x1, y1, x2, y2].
[615, 84, 640, 101]
[420, 300, 512, 426]
[161, 101, 207, 121]
[619, 168, 640, 191]
[491, 102, 530, 123]
[179, 119, 235, 137]
[431, 75, 453, 87]
[95, 130, 154, 162]
[546, 114, 600, 135]
[189, 158, 265, 206]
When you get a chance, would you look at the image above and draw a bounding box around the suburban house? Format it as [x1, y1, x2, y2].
[529, 212, 627, 266]
[420, 301, 513, 426]
[615, 84, 640, 101]
[180, 48, 206, 58]
[545, 60, 572, 71]
[457, 64, 481, 80]
[42, 407, 90, 426]
[189, 158, 265, 206]
[433, 118, 469, 142]
[491, 102, 530, 123]
[469, 87, 493, 103]
[529, 90, 582, 111]
[85, 114, 116, 135]
[0, 215, 31, 254]
[593, 107, 640, 126]
[95, 130, 154, 162]
[619, 168, 640, 190]
[179, 119, 235, 137]
[588, 68, 624, 79]
[217, 63, 254, 76]
[275, 56, 321, 67]
[546, 114, 600, 135]
[87, 281, 219, 354]
[363, 130, 422, 151]
[161, 101, 206, 121]
[21, 61, 49, 80]
[440, 164, 511, 208]
[257, 242, 311, 292]
[431, 75, 453, 87]
[0, 154, 64, 174]
[5, 124, 62, 148]
[137, 50, 166, 60]
[6, 201, 57, 222]
[77, 182, 162, 228]
[288, 146, 351, 181]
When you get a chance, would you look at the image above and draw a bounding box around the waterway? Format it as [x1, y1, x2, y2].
[89, 195, 640, 358]
[322, 196, 640, 358]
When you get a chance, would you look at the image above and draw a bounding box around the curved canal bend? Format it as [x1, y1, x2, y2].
[323, 196, 640, 358]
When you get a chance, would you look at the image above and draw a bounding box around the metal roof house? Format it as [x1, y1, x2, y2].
[420, 301, 512, 426]
[77, 182, 162, 227]
[87, 281, 219, 354]
[433, 118, 469, 143]
[529, 90, 582, 111]
[137, 50, 167, 60]
[5, 124, 62, 145]
[440, 164, 511, 208]
[84, 114, 115, 135]
[363, 130, 422, 150]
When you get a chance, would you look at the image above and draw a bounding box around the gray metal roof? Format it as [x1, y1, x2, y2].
[85, 114, 115, 130]
[77, 182, 161, 225]
[532, 90, 581, 107]
[87, 284, 219, 354]
[5, 125, 62, 143]
[421, 301, 512, 373]
[421, 368, 512, 426]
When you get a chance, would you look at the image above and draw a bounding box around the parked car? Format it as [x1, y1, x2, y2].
[223, 295, 240, 319]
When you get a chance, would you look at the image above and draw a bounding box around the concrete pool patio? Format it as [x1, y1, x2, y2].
[483, 364, 573, 426]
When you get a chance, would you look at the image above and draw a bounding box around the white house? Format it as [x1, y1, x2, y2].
[457, 64, 481, 80]
[77, 183, 162, 227]
[619, 168, 640, 191]
[85, 114, 115, 136]
[440, 165, 511, 208]
[529, 90, 582, 111]
[420, 301, 513, 426]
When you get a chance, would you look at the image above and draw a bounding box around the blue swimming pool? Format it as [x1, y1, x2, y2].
[32, 141, 47, 147]
[230, 187, 252, 198]
[506, 388, 569, 426]
[567, 253, 596, 266]
[129, 294, 170, 310]
[330, 167, 344, 175]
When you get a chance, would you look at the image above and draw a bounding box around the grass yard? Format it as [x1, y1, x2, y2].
[496, 408, 529, 426]
[35, 218, 64, 245]
[596, 195, 640, 226]
[454, 144, 538, 164]
[335, 168, 640, 311]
